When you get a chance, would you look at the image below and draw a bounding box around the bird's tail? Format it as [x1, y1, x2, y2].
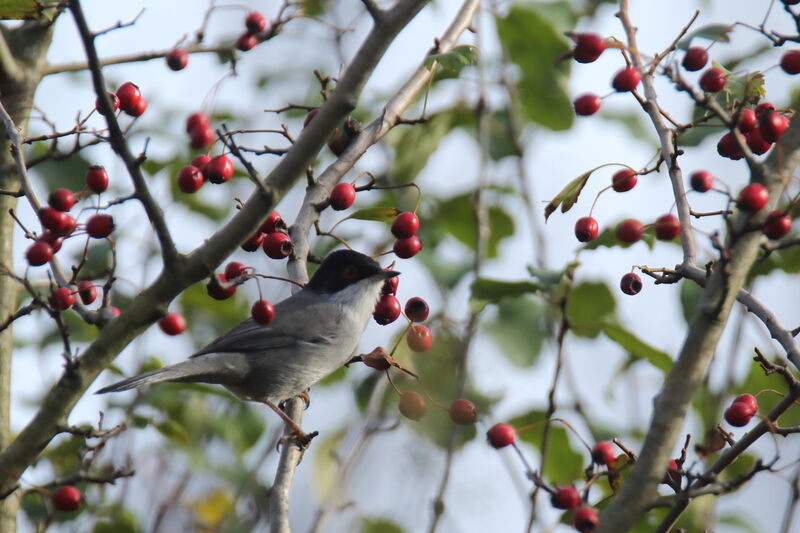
[95, 367, 181, 394]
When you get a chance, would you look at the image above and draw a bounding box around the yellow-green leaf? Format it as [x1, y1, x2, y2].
[0, 0, 42, 19]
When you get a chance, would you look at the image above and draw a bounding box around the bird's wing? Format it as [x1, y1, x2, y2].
[190, 290, 340, 358]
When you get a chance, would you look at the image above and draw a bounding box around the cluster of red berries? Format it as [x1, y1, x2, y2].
[176, 151, 235, 193]
[96, 81, 147, 118]
[236, 11, 268, 52]
[236, 210, 292, 260]
[717, 102, 790, 160]
[185, 111, 215, 150]
[724, 393, 759, 427]
[690, 170, 792, 239]
[26, 166, 115, 268]
[376, 272, 433, 350]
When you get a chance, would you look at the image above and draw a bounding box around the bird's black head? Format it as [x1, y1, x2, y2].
[306, 250, 398, 294]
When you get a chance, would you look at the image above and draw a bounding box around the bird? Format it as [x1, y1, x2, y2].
[96, 249, 399, 444]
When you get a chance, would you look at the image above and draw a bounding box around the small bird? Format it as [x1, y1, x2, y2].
[96, 249, 399, 443]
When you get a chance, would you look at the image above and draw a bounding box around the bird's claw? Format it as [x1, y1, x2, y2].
[276, 429, 319, 453]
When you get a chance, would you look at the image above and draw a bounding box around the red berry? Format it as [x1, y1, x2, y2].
[681, 46, 708, 71]
[574, 506, 599, 533]
[620, 272, 642, 295]
[551, 485, 581, 510]
[191, 154, 211, 170]
[616, 218, 644, 243]
[382, 272, 399, 295]
[186, 112, 210, 134]
[125, 96, 147, 118]
[745, 128, 772, 156]
[263, 232, 293, 259]
[205, 155, 234, 184]
[591, 441, 617, 465]
[399, 391, 426, 421]
[190, 125, 215, 148]
[764, 210, 792, 240]
[654, 214, 680, 241]
[717, 132, 744, 160]
[724, 401, 753, 427]
[38, 231, 64, 253]
[732, 393, 759, 416]
[165, 48, 188, 71]
[330, 183, 356, 210]
[573, 33, 606, 63]
[574, 216, 598, 243]
[738, 109, 757, 133]
[158, 312, 186, 335]
[573, 94, 601, 116]
[737, 183, 769, 213]
[487, 423, 516, 448]
[86, 214, 114, 238]
[612, 66, 641, 92]
[303, 108, 320, 128]
[39, 207, 75, 235]
[50, 287, 75, 310]
[236, 33, 258, 51]
[667, 459, 681, 482]
[86, 165, 109, 193]
[51, 485, 81, 512]
[406, 324, 432, 352]
[245, 11, 267, 33]
[373, 293, 401, 325]
[689, 170, 714, 192]
[77, 280, 97, 305]
[781, 50, 800, 74]
[759, 111, 790, 143]
[259, 210, 283, 234]
[699, 67, 726, 92]
[391, 211, 419, 239]
[449, 398, 477, 425]
[177, 165, 204, 193]
[393, 236, 422, 259]
[224, 261, 247, 280]
[48, 189, 76, 212]
[241, 232, 264, 252]
[756, 102, 775, 117]
[404, 296, 429, 322]
[611, 169, 637, 192]
[207, 273, 236, 300]
[251, 299, 275, 324]
[26, 241, 53, 266]
[116, 82, 141, 112]
[95, 92, 119, 115]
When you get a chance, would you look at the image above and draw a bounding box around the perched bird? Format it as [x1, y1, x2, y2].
[97, 249, 399, 443]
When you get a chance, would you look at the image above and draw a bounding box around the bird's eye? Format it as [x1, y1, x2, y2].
[342, 265, 359, 280]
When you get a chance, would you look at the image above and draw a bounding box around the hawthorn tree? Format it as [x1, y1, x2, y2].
[1, 0, 800, 532]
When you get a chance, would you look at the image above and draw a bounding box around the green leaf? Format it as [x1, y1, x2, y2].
[509, 410, 584, 484]
[75, 241, 112, 280]
[469, 277, 541, 313]
[603, 323, 672, 373]
[496, 6, 573, 131]
[737, 358, 800, 426]
[361, 518, 405, 533]
[435, 194, 515, 258]
[601, 111, 658, 147]
[29, 147, 91, 192]
[566, 281, 616, 338]
[717, 453, 755, 485]
[301, 0, 329, 16]
[543, 168, 593, 221]
[347, 207, 400, 223]
[748, 243, 800, 281]
[679, 280, 702, 324]
[92, 511, 138, 533]
[389, 107, 472, 183]
[484, 296, 549, 367]
[425, 45, 478, 76]
[0, 0, 42, 20]
[313, 428, 347, 500]
[487, 109, 520, 161]
[677, 23, 733, 50]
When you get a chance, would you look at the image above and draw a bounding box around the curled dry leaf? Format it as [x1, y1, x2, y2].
[356, 347, 418, 378]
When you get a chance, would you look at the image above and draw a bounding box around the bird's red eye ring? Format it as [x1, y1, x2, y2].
[343, 265, 359, 280]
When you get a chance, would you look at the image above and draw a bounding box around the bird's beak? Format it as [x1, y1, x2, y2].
[376, 270, 400, 279]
